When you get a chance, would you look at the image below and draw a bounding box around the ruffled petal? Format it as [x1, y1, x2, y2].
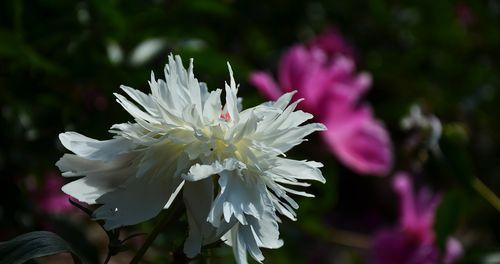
[208, 170, 268, 227]
[325, 56, 371, 104]
[224, 63, 240, 123]
[308, 27, 355, 58]
[183, 158, 245, 181]
[322, 104, 392, 176]
[59, 132, 134, 161]
[222, 205, 283, 264]
[57, 153, 136, 204]
[93, 174, 184, 230]
[183, 179, 218, 257]
[278, 45, 318, 93]
[269, 158, 325, 183]
[202, 89, 223, 123]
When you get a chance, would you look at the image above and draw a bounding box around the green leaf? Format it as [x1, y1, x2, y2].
[434, 189, 465, 249]
[0, 231, 83, 264]
[440, 123, 474, 186]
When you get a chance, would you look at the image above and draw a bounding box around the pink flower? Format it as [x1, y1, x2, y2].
[308, 28, 355, 59]
[371, 173, 463, 264]
[322, 103, 392, 175]
[30, 171, 73, 214]
[250, 29, 392, 176]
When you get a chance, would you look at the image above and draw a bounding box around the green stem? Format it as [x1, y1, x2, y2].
[299, 222, 371, 249]
[472, 176, 500, 212]
[130, 202, 182, 264]
[205, 248, 213, 264]
[103, 253, 112, 264]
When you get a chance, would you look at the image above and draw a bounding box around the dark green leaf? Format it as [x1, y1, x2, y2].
[440, 123, 474, 186]
[0, 231, 82, 264]
[434, 189, 465, 249]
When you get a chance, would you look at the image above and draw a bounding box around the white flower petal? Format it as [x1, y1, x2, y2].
[58, 154, 135, 203]
[119, 85, 159, 116]
[272, 91, 297, 110]
[164, 180, 185, 209]
[114, 93, 160, 124]
[278, 110, 313, 129]
[258, 98, 304, 133]
[232, 111, 259, 142]
[224, 63, 239, 123]
[135, 140, 188, 179]
[183, 158, 244, 181]
[186, 58, 203, 118]
[278, 185, 314, 197]
[183, 179, 217, 257]
[246, 208, 283, 249]
[202, 89, 223, 123]
[222, 208, 283, 264]
[269, 192, 297, 221]
[271, 158, 326, 183]
[59, 132, 134, 160]
[265, 123, 326, 152]
[208, 171, 267, 227]
[93, 174, 184, 230]
[229, 225, 250, 264]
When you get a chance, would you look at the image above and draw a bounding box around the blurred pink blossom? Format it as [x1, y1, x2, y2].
[323, 103, 392, 175]
[371, 172, 463, 264]
[250, 29, 392, 176]
[30, 171, 73, 214]
[308, 28, 355, 59]
[455, 2, 475, 28]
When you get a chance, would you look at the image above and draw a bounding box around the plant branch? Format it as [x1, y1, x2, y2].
[326, 228, 371, 249]
[103, 253, 112, 264]
[472, 176, 500, 212]
[298, 221, 371, 249]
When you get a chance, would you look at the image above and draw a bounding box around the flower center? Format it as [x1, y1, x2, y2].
[220, 111, 231, 122]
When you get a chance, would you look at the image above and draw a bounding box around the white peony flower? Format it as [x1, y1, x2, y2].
[56, 54, 326, 263]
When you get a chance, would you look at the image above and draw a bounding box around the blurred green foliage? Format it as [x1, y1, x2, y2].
[1, 0, 499, 263]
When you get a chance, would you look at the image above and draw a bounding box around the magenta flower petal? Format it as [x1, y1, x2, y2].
[393, 173, 419, 229]
[298, 55, 373, 119]
[371, 229, 440, 264]
[298, 67, 335, 115]
[34, 171, 73, 214]
[278, 45, 320, 93]
[372, 173, 462, 264]
[326, 56, 372, 103]
[322, 105, 393, 176]
[309, 27, 355, 58]
[393, 172, 442, 243]
[249, 72, 282, 101]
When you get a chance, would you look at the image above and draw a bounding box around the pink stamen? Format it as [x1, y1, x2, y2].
[220, 111, 231, 122]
